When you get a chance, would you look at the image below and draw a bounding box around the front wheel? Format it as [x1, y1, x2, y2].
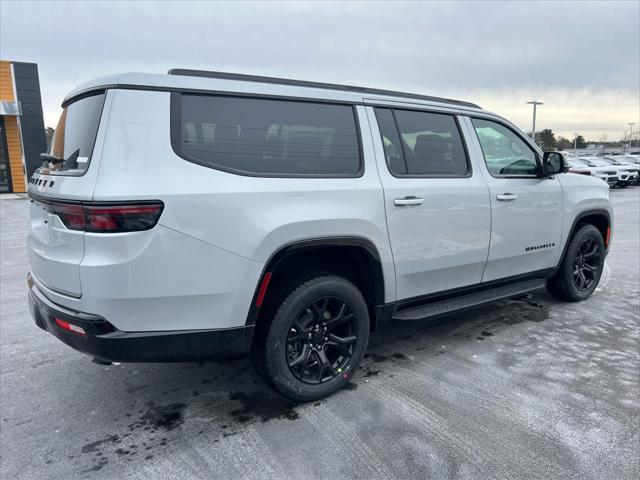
[252, 275, 370, 402]
[547, 224, 605, 301]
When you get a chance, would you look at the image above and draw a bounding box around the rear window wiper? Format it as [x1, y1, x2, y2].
[40, 153, 64, 165]
[39, 149, 80, 169]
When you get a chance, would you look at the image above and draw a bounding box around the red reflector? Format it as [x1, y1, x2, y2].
[255, 272, 272, 308]
[605, 227, 611, 247]
[54, 318, 86, 336]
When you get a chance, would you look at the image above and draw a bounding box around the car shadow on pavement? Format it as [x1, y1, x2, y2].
[68, 292, 553, 472]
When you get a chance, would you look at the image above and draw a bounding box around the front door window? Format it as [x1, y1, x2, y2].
[472, 118, 538, 177]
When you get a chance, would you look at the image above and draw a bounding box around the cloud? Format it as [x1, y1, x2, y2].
[1, 0, 638, 139]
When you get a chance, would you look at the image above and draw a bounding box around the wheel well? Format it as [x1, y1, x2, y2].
[575, 213, 609, 245]
[559, 211, 611, 267]
[250, 243, 385, 331]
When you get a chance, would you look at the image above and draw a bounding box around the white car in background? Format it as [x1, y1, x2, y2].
[603, 157, 640, 185]
[591, 157, 638, 187]
[621, 155, 640, 165]
[568, 158, 618, 187]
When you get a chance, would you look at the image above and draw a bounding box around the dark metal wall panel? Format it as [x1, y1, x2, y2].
[13, 62, 47, 180]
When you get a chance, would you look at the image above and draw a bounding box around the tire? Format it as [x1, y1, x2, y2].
[250, 270, 319, 388]
[547, 224, 605, 301]
[251, 274, 370, 402]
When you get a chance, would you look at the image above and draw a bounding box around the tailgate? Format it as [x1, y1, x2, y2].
[27, 91, 108, 298]
[28, 192, 85, 297]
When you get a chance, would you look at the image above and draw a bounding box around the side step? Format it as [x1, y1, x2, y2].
[392, 278, 547, 321]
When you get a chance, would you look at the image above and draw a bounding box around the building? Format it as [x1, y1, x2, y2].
[0, 60, 47, 193]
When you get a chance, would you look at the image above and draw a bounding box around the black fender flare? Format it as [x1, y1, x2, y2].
[245, 236, 384, 326]
[556, 209, 611, 268]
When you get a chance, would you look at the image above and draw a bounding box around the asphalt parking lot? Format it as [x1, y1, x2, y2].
[1, 188, 638, 480]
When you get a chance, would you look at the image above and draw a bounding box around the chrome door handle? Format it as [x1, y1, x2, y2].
[394, 196, 424, 206]
[496, 193, 518, 201]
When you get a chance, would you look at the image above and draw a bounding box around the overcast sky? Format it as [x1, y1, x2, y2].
[1, 0, 638, 141]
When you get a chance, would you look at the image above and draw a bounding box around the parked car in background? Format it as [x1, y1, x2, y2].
[585, 157, 637, 187]
[602, 157, 640, 185]
[621, 155, 640, 165]
[567, 158, 618, 187]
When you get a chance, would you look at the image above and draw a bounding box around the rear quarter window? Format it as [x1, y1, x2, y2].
[172, 94, 362, 177]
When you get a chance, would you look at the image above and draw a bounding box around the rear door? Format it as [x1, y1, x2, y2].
[27, 91, 108, 297]
[367, 105, 491, 300]
[462, 116, 563, 282]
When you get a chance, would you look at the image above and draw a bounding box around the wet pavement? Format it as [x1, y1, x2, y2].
[1, 188, 638, 479]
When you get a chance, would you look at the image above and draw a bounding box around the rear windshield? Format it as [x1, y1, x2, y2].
[47, 92, 106, 175]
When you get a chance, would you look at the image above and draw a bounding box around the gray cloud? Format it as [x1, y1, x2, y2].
[1, 0, 638, 139]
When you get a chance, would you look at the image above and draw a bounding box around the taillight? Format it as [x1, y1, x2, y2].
[43, 200, 163, 233]
[48, 203, 85, 230]
[84, 204, 164, 233]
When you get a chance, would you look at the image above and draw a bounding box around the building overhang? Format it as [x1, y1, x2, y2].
[0, 101, 22, 116]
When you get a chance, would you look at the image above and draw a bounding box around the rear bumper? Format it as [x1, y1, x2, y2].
[27, 273, 254, 363]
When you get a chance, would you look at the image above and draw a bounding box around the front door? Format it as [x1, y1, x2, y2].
[462, 116, 563, 282]
[367, 106, 491, 301]
[0, 118, 12, 192]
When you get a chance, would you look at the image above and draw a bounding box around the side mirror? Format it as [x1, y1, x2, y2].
[541, 151, 568, 176]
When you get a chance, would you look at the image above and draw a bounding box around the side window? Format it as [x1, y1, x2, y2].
[374, 108, 469, 176]
[374, 108, 406, 175]
[471, 118, 538, 176]
[175, 94, 361, 176]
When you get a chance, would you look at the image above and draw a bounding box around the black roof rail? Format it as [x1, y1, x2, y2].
[167, 69, 481, 109]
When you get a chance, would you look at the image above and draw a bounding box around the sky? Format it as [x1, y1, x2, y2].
[1, 0, 639, 142]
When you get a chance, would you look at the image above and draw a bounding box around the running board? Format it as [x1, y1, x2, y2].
[392, 278, 547, 321]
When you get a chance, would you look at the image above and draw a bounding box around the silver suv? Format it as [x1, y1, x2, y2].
[27, 70, 613, 401]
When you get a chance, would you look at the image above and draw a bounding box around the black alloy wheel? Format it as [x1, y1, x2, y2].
[573, 237, 601, 291]
[285, 297, 357, 384]
[251, 274, 370, 401]
[547, 223, 605, 301]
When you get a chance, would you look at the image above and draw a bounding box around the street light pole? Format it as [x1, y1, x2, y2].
[574, 133, 578, 157]
[628, 122, 636, 152]
[527, 100, 543, 146]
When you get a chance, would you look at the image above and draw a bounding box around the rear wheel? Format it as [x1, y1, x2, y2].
[252, 275, 370, 401]
[547, 224, 605, 301]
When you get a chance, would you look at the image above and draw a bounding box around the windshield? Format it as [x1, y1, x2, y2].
[602, 158, 622, 165]
[583, 158, 610, 167]
[569, 159, 589, 167]
[47, 92, 106, 175]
